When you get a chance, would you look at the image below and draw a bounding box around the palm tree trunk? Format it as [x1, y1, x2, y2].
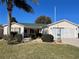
[7, 0, 12, 40]
[8, 11, 11, 37]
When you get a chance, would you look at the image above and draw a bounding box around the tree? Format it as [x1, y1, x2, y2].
[35, 16, 52, 24]
[0, 0, 38, 40]
[11, 17, 18, 23]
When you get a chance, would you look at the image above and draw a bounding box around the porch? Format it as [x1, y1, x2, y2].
[24, 27, 41, 38]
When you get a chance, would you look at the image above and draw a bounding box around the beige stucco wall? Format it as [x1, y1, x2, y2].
[43, 21, 78, 39]
[4, 26, 8, 35]
[48, 21, 78, 34]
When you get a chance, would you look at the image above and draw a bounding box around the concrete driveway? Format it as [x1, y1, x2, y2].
[62, 39, 79, 48]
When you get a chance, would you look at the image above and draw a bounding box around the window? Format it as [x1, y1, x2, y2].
[57, 34, 61, 36]
[30, 29, 35, 34]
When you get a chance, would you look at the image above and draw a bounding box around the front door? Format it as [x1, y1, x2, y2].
[24, 28, 30, 38]
[57, 29, 61, 39]
[52, 28, 62, 40]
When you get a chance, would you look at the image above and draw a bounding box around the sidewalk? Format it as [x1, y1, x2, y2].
[62, 39, 79, 48]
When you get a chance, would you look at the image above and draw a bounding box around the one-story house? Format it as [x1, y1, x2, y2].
[3, 23, 45, 38]
[0, 25, 3, 39]
[42, 19, 79, 40]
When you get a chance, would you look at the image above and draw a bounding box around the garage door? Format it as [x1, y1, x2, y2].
[61, 28, 75, 39]
[52, 28, 76, 40]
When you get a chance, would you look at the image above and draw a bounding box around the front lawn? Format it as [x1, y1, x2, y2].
[0, 40, 79, 59]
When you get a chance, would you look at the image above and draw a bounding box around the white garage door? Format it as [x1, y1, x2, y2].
[61, 28, 75, 39]
[52, 28, 77, 40]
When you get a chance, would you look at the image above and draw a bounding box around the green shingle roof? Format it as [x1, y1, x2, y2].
[19, 23, 47, 29]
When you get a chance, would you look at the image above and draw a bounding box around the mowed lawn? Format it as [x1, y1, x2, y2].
[0, 40, 79, 59]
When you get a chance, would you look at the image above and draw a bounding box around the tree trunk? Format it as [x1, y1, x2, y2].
[7, 0, 12, 40]
[8, 11, 11, 37]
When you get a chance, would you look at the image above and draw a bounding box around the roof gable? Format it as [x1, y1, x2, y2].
[48, 19, 78, 27]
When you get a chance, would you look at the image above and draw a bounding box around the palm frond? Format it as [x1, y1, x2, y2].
[0, 0, 5, 4]
[11, 17, 18, 23]
[14, 0, 33, 13]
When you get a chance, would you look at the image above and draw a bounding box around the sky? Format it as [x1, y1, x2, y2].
[0, 0, 79, 24]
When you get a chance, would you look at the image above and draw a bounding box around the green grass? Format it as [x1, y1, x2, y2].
[0, 40, 79, 59]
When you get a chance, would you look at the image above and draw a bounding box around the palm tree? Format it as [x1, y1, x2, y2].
[0, 0, 38, 40]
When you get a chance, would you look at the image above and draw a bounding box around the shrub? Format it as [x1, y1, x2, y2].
[41, 34, 54, 42]
[4, 32, 16, 39]
[14, 34, 22, 43]
[8, 34, 22, 44]
[7, 39, 18, 44]
[36, 33, 42, 38]
[3, 35, 11, 40]
[0, 36, 3, 39]
[3, 35, 16, 44]
[3, 35, 7, 40]
[3, 33, 22, 44]
[31, 34, 37, 39]
[78, 33, 79, 38]
[0, 37, 2, 39]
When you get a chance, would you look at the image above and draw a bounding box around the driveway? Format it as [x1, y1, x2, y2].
[62, 39, 79, 48]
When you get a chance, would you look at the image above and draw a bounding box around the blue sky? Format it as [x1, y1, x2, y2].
[0, 0, 79, 24]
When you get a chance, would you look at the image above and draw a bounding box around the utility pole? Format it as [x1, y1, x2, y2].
[54, 6, 57, 22]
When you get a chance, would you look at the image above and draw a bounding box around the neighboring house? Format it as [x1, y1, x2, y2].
[3, 23, 45, 38]
[0, 25, 3, 39]
[42, 19, 79, 40]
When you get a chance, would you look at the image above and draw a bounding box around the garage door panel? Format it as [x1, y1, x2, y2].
[52, 28, 77, 39]
[61, 29, 75, 39]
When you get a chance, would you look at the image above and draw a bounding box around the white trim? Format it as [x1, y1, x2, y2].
[3, 23, 25, 27]
[47, 19, 78, 27]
